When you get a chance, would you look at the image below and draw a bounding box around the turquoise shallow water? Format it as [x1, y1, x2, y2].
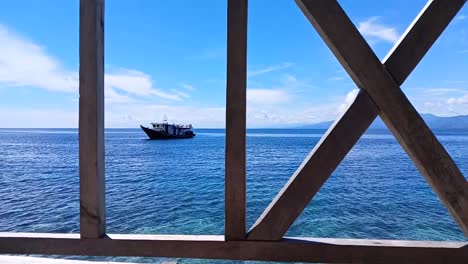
[0, 128, 467, 263]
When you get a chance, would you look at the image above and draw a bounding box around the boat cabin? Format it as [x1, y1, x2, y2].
[150, 122, 193, 136]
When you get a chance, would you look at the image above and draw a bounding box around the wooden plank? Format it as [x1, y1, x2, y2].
[79, 0, 106, 238]
[1, 233, 468, 263]
[225, 0, 248, 241]
[248, 0, 467, 241]
[296, 0, 468, 234]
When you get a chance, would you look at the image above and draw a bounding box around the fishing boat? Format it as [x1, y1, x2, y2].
[140, 121, 195, 139]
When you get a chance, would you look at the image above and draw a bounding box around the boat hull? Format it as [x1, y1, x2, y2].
[140, 125, 195, 139]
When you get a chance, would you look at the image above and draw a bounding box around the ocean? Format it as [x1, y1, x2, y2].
[1, 128, 467, 263]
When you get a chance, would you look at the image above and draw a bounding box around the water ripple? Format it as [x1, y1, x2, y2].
[1, 128, 467, 263]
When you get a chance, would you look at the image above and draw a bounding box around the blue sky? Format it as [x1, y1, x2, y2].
[0, 0, 467, 128]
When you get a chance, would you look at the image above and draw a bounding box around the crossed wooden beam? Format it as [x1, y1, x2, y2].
[247, 0, 468, 241]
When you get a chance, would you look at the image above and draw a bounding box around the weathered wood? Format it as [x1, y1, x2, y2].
[248, 0, 467, 241]
[79, 0, 106, 238]
[296, 0, 468, 233]
[383, 0, 467, 84]
[1, 1, 466, 263]
[1, 233, 468, 263]
[248, 90, 378, 240]
[225, 0, 248, 241]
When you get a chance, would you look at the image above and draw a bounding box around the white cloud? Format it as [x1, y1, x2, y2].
[328, 76, 345, 81]
[106, 103, 226, 128]
[447, 94, 468, 105]
[104, 86, 133, 103]
[181, 83, 195, 91]
[0, 24, 186, 103]
[424, 88, 465, 95]
[280, 74, 314, 91]
[105, 70, 153, 96]
[0, 108, 78, 128]
[146, 89, 185, 101]
[281, 74, 299, 86]
[338, 89, 359, 113]
[245, 103, 340, 128]
[105, 70, 184, 102]
[170, 89, 190, 99]
[416, 99, 468, 116]
[110, 100, 340, 129]
[244, 89, 362, 127]
[456, 15, 467, 21]
[247, 89, 291, 105]
[0, 24, 78, 92]
[408, 87, 468, 116]
[248, 62, 293, 77]
[0, 88, 366, 128]
[358, 17, 400, 44]
[0, 104, 224, 128]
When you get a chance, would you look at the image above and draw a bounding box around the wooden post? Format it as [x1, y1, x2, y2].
[79, 0, 106, 239]
[225, 0, 248, 241]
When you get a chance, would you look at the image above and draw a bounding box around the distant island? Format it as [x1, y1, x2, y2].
[296, 114, 468, 130]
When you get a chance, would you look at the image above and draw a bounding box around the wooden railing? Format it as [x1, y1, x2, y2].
[1, 0, 467, 263]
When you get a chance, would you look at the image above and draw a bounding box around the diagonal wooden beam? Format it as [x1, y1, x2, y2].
[248, 0, 467, 241]
[225, 0, 248, 241]
[383, 0, 468, 85]
[248, 90, 378, 240]
[298, 0, 468, 233]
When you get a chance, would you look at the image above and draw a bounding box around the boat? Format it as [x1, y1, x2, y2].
[140, 121, 196, 139]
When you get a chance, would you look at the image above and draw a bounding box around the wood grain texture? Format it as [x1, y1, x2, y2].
[1, 233, 468, 263]
[225, 0, 248, 241]
[79, 0, 106, 238]
[383, 0, 467, 84]
[248, 90, 379, 240]
[296, 0, 468, 234]
[248, 0, 467, 241]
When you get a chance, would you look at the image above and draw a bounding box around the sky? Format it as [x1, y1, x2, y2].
[0, 0, 467, 128]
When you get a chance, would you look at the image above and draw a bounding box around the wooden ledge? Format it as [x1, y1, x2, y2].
[1, 233, 467, 263]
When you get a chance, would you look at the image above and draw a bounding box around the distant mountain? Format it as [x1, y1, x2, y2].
[296, 114, 468, 130]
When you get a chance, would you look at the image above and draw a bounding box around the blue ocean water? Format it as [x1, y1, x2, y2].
[0, 128, 468, 263]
